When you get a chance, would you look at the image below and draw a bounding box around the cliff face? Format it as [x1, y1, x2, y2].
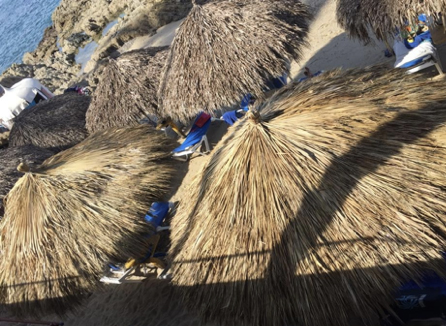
[0, 0, 192, 94]
[52, 0, 192, 60]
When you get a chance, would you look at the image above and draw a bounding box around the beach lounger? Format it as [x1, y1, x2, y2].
[100, 202, 173, 284]
[221, 109, 246, 126]
[172, 112, 211, 161]
[393, 37, 444, 75]
[380, 252, 446, 325]
[265, 73, 288, 90]
[220, 94, 254, 126]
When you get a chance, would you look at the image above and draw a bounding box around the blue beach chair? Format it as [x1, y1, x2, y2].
[172, 112, 212, 161]
[221, 94, 254, 126]
[393, 15, 444, 75]
[145, 201, 172, 232]
[381, 254, 446, 325]
[100, 202, 174, 284]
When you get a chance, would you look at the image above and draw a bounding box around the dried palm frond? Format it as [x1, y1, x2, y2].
[9, 93, 90, 151]
[158, 0, 311, 123]
[86, 47, 169, 134]
[0, 145, 54, 216]
[336, 0, 445, 41]
[169, 66, 446, 326]
[0, 126, 175, 315]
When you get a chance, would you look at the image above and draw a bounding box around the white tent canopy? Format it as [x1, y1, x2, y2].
[0, 78, 54, 129]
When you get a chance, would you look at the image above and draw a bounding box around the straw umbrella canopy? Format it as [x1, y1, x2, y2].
[0, 126, 175, 315]
[9, 93, 90, 151]
[86, 47, 169, 134]
[158, 0, 311, 123]
[169, 66, 446, 326]
[336, 0, 445, 41]
[0, 145, 54, 217]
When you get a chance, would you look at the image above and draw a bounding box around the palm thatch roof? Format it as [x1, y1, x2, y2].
[169, 66, 446, 326]
[0, 145, 54, 217]
[336, 0, 444, 41]
[86, 47, 169, 134]
[9, 93, 90, 151]
[0, 126, 175, 315]
[158, 0, 311, 123]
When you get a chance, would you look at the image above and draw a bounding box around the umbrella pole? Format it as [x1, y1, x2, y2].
[0, 317, 63, 325]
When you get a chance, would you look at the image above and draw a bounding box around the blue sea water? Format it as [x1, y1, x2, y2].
[0, 0, 61, 74]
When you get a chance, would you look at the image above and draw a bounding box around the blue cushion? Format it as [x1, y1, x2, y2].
[172, 113, 212, 153]
[399, 55, 431, 68]
[144, 202, 170, 227]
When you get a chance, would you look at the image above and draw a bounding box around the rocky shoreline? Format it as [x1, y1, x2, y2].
[0, 0, 192, 94]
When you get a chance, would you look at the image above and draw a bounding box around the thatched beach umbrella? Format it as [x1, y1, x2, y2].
[0, 126, 175, 315]
[0, 145, 54, 216]
[9, 93, 90, 151]
[169, 66, 446, 326]
[336, 0, 445, 41]
[86, 47, 169, 134]
[158, 0, 311, 123]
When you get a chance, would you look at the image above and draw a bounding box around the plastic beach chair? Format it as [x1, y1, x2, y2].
[172, 112, 212, 161]
[220, 94, 258, 126]
[100, 202, 173, 284]
[393, 19, 444, 76]
[381, 253, 446, 325]
[144, 201, 172, 232]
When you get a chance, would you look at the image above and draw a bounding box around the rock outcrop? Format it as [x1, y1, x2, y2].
[0, 0, 193, 95]
[0, 62, 78, 94]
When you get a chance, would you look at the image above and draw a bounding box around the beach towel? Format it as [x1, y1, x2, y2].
[194, 112, 211, 128]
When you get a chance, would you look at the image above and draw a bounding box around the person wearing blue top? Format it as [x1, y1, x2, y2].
[402, 13, 432, 49]
[404, 30, 432, 49]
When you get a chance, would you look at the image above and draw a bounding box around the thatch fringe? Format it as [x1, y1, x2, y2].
[158, 0, 311, 123]
[0, 145, 54, 217]
[336, 0, 445, 41]
[169, 66, 446, 326]
[86, 47, 169, 134]
[0, 126, 175, 315]
[9, 93, 90, 151]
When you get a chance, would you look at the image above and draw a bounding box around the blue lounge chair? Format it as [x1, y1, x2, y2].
[393, 16, 444, 76]
[222, 109, 245, 126]
[100, 202, 173, 284]
[172, 112, 211, 161]
[145, 201, 173, 232]
[221, 94, 253, 126]
[381, 254, 446, 325]
[264, 73, 288, 91]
